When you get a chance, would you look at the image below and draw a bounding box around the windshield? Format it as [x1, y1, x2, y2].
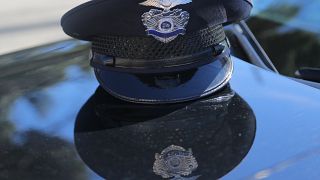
[247, 0, 320, 77]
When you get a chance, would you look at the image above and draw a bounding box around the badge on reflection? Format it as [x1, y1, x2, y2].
[153, 145, 199, 180]
[74, 85, 256, 180]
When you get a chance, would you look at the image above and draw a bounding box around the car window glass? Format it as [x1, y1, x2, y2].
[247, 0, 320, 77]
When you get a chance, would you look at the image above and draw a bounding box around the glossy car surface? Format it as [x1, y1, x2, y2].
[1, 37, 320, 179]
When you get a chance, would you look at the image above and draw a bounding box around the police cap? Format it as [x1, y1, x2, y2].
[61, 0, 252, 104]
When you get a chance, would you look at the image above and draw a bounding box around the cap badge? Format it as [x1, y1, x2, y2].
[140, 0, 192, 43]
[153, 145, 201, 180]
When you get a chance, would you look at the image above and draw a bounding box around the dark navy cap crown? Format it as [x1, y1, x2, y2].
[61, 0, 252, 41]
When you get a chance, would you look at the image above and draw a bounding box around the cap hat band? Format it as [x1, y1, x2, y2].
[92, 25, 225, 60]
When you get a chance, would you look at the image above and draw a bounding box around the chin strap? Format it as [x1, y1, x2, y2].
[91, 39, 230, 74]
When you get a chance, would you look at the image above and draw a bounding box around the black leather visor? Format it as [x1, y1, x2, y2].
[93, 50, 232, 104]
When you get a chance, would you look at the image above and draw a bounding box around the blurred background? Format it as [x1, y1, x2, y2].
[0, 0, 89, 55]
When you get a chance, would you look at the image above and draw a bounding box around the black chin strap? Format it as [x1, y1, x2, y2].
[91, 39, 230, 73]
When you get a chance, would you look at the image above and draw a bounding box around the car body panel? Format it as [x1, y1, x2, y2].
[226, 56, 320, 179]
[0, 40, 320, 179]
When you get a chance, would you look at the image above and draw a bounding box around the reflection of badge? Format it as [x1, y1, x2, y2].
[153, 145, 200, 180]
[140, 0, 192, 43]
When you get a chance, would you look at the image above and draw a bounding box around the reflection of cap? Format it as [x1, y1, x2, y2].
[74, 86, 256, 179]
[61, 0, 252, 104]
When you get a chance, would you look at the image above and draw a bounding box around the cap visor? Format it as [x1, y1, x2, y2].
[94, 56, 232, 104]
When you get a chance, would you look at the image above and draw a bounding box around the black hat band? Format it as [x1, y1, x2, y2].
[92, 24, 225, 60]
